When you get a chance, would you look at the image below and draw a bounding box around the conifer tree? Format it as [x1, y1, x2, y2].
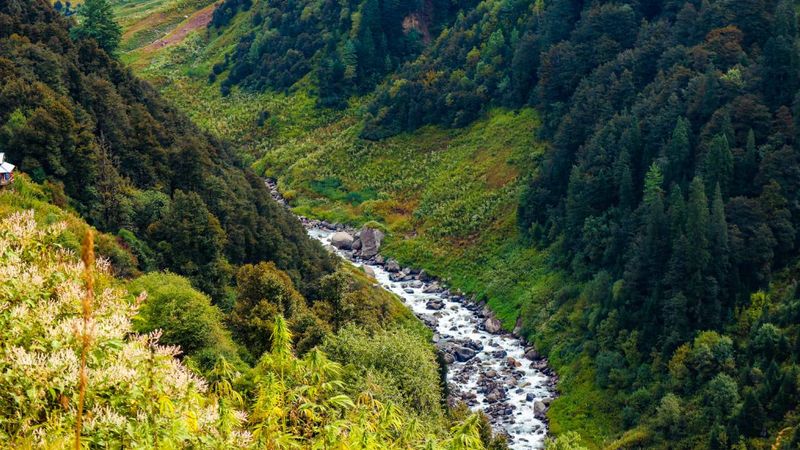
[70, 0, 122, 53]
[703, 134, 733, 198]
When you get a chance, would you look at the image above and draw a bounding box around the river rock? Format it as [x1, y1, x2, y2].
[404, 288, 414, 294]
[386, 260, 401, 272]
[330, 232, 354, 249]
[351, 238, 362, 251]
[507, 357, 522, 368]
[374, 255, 385, 265]
[419, 269, 432, 281]
[533, 401, 547, 417]
[423, 283, 441, 293]
[453, 346, 477, 362]
[484, 317, 503, 334]
[426, 300, 445, 310]
[526, 393, 536, 402]
[524, 348, 540, 360]
[363, 266, 376, 278]
[359, 227, 384, 258]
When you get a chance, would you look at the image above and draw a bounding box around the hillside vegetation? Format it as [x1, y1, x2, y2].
[109, 0, 800, 448]
[0, 190, 487, 447]
[0, 2, 526, 448]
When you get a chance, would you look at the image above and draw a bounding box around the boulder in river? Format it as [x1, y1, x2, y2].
[524, 348, 540, 361]
[386, 260, 401, 272]
[453, 346, 478, 362]
[484, 317, 503, 334]
[363, 266, 376, 279]
[533, 401, 547, 418]
[359, 227, 384, 258]
[330, 232, 354, 249]
[423, 283, 441, 293]
[351, 238, 362, 251]
[426, 300, 445, 310]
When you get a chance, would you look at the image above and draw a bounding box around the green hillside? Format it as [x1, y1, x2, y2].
[57, 0, 800, 447]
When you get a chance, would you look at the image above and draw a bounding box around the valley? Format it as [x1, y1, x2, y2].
[2, 0, 800, 448]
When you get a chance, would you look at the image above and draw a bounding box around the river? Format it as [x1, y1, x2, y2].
[267, 180, 556, 449]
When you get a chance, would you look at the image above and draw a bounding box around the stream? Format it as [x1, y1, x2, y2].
[267, 180, 556, 449]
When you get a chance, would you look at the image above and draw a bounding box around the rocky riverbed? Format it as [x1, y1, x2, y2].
[266, 179, 557, 449]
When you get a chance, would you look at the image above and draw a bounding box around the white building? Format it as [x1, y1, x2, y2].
[0, 153, 15, 186]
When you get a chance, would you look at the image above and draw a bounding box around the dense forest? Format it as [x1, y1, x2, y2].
[202, 0, 800, 447]
[210, 0, 479, 107]
[6, 0, 800, 447]
[0, 0, 334, 306]
[0, 1, 517, 448]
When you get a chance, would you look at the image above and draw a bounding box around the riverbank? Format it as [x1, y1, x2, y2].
[268, 179, 557, 449]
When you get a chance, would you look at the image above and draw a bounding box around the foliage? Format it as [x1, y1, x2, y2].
[0, 211, 246, 447]
[0, 0, 336, 303]
[322, 325, 445, 418]
[211, 0, 474, 106]
[128, 272, 243, 371]
[70, 0, 122, 52]
[0, 210, 488, 448]
[109, 0, 800, 445]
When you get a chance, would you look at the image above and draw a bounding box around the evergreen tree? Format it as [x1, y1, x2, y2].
[685, 177, 715, 326]
[665, 117, 691, 184]
[708, 184, 730, 311]
[703, 134, 733, 198]
[70, 0, 122, 53]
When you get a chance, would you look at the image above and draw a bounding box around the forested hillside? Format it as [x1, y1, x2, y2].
[0, 179, 492, 447]
[0, 0, 334, 306]
[38, 0, 800, 447]
[210, 0, 477, 107]
[0, 2, 516, 447]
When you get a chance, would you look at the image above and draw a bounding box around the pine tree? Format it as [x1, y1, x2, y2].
[665, 117, 691, 184]
[686, 177, 715, 326]
[70, 0, 122, 53]
[708, 184, 730, 311]
[703, 134, 733, 198]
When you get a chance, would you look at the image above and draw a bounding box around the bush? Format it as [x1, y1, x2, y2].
[322, 325, 444, 418]
[128, 272, 242, 371]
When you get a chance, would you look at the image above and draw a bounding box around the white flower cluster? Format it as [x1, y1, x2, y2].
[0, 211, 249, 448]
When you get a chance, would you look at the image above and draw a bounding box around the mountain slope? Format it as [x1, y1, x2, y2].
[110, 0, 800, 447]
[0, 0, 334, 303]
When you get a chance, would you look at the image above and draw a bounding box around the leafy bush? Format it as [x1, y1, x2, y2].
[128, 272, 243, 371]
[322, 325, 444, 419]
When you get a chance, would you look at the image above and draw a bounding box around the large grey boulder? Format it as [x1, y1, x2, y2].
[533, 400, 547, 418]
[386, 260, 401, 272]
[359, 227, 384, 258]
[330, 232, 354, 249]
[453, 346, 477, 362]
[484, 317, 503, 334]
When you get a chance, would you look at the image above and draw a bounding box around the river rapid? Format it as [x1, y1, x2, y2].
[267, 180, 556, 449]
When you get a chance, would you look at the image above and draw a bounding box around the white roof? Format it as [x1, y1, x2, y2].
[0, 154, 14, 174]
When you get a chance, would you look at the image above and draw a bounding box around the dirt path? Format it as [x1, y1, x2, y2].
[142, 3, 216, 52]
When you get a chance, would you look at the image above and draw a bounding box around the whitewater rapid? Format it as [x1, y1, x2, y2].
[306, 227, 555, 449]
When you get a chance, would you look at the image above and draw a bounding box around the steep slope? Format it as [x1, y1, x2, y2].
[0, 0, 334, 304]
[0, 183, 490, 448]
[111, 0, 800, 447]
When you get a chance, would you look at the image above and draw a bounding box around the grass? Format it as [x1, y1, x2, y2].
[114, 3, 623, 447]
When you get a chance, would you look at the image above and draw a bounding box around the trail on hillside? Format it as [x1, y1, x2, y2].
[142, 3, 215, 52]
